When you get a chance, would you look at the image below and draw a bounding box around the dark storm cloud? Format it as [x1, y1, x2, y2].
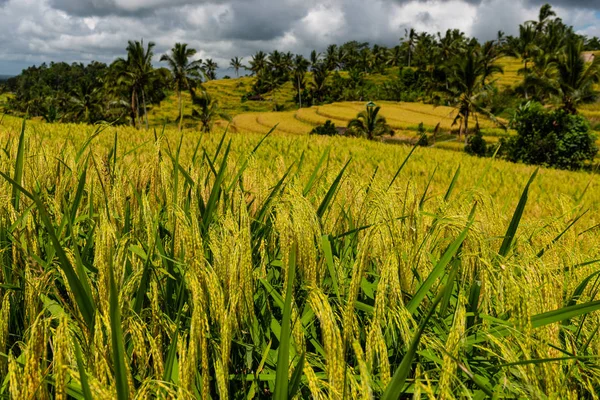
[527, 0, 600, 9]
[49, 0, 207, 16]
[218, 0, 313, 40]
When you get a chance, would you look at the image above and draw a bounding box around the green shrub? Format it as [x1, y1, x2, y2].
[417, 122, 429, 146]
[505, 102, 598, 170]
[310, 120, 338, 136]
[465, 130, 487, 157]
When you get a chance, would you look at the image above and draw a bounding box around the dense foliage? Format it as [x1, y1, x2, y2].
[5, 61, 111, 123]
[506, 102, 598, 169]
[465, 129, 488, 156]
[347, 104, 393, 140]
[310, 119, 338, 136]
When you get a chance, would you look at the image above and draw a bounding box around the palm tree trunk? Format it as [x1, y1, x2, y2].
[142, 89, 149, 130]
[178, 90, 183, 132]
[464, 108, 470, 146]
[297, 75, 302, 109]
[131, 90, 137, 127]
[524, 60, 529, 100]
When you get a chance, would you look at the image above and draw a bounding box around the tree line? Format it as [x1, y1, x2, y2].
[3, 41, 222, 130]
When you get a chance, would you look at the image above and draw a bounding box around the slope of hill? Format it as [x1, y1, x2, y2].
[144, 56, 600, 156]
[148, 56, 525, 128]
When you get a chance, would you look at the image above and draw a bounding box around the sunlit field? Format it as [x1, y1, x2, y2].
[231, 101, 510, 150]
[1, 113, 600, 398]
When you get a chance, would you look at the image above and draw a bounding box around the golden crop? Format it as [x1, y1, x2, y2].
[0, 114, 599, 398]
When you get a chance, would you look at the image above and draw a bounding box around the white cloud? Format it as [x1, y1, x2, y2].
[0, 0, 597, 74]
[390, 0, 478, 37]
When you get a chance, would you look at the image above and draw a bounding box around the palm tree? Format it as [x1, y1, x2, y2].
[325, 44, 339, 71]
[387, 45, 403, 68]
[347, 103, 393, 140]
[203, 59, 218, 80]
[282, 52, 294, 74]
[480, 40, 504, 85]
[529, 3, 556, 35]
[309, 62, 329, 103]
[68, 80, 103, 123]
[405, 28, 417, 67]
[436, 29, 466, 89]
[359, 48, 373, 73]
[114, 39, 157, 128]
[248, 51, 267, 76]
[191, 90, 231, 132]
[372, 45, 388, 73]
[293, 55, 310, 108]
[446, 48, 495, 144]
[229, 56, 244, 78]
[508, 23, 538, 99]
[521, 51, 557, 101]
[268, 50, 287, 81]
[160, 43, 203, 131]
[555, 37, 600, 114]
[310, 50, 321, 71]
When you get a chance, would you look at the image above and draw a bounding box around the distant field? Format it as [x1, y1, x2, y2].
[231, 101, 511, 151]
[494, 57, 523, 88]
[143, 57, 600, 158]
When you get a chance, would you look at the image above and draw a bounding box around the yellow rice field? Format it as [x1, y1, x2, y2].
[1, 114, 600, 398]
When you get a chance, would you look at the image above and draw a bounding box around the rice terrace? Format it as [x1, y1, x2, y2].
[3, 1, 600, 399]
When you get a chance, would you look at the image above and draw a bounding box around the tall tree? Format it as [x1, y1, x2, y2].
[387, 45, 403, 68]
[555, 37, 600, 113]
[446, 47, 498, 143]
[292, 54, 310, 108]
[114, 39, 157, 128]
[480, 40, 504, 85]
[68, 80, 103, 123]
[508, 23, 538, 99]
[310, 62, 329, 103]
[325, 44, 339, 71]
[191, 90, 231, 132]
[229, 57, 244, 78]
[203, 59, 218, 80]
[405, 28, 417, 67]
[160, 43, 203, 131]
[347, 104, 393, 140]
[248, 51, 267, 75]
[530, 3, 556, 35]
[310, 50, 321, 71]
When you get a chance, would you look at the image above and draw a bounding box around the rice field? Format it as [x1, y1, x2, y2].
[1, 113, 600, 398]
[233, 101, 508, 152]
[494, 57, 523, 88]
[256, 112, 315, 135]
[148, 57, 526, 130]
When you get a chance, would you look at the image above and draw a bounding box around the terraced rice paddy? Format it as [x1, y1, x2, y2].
[494, 57, 524, 88]
[232, 101, 509, 150]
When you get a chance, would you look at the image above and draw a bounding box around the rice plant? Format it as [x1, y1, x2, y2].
[0, 116, 600, 398]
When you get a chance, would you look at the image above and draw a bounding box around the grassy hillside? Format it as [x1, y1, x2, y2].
[149, 56, 526, 128]
[1, 115, 600, 397]
[142, 56, 600, 157]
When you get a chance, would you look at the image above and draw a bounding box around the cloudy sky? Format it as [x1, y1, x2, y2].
[0, 0, 599, 75]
